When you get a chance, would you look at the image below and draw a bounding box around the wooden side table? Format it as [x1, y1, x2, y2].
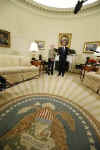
[80, 65, 98, 81]
[31, 60, 43, 77]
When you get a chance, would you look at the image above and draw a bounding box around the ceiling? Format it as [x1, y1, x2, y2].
[10, 0, 100, 17]
[33, 0, 98, 9]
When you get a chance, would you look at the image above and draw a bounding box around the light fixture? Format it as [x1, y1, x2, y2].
[33, 0, 98, 9]
[74, 0, 88, 14]
[96, 46, 100, 53]
[29, 42, 38, 52]
[94, 46, 100, 57]
[94, 52, 100, 57]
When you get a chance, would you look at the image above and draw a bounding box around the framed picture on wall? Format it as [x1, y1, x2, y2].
[58, 33, 72, 48]
[35, 40, 45, 50]
[0, 29, 10, 48]
[83, 41, 100, 53]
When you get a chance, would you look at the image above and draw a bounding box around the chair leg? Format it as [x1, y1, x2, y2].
[97, 89, 100, 94]
[80, 69, 85, 81]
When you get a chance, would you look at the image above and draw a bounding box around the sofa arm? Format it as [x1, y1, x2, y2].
[0, 66, 39, 84]
[83, 72, 100, 93]
[3, 73, 24, 84]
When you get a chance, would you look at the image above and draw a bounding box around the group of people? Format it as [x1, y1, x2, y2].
[48, 39, 69, 77]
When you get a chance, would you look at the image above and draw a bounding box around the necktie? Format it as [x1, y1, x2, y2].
[63, 47, 65, 52]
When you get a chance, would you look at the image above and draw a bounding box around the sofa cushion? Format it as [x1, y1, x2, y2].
[0, 54, 32, 67]
[85, 72, 100, 81]
[83, 72, 100, 93]
[3, 74, 24, 83]
[0, 66, 39, 75]
[20, 56, 31, 66]
[0, 55, 20, 67]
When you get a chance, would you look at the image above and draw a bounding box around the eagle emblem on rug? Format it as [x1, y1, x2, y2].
[1, 102, 75, 150]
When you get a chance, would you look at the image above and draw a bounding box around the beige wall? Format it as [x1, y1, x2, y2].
[0, 0, 100, 58]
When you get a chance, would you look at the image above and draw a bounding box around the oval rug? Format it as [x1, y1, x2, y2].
[0, 94, 100, 150]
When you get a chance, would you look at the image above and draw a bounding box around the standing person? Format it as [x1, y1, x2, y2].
[48, 45, 56, 75]
[58, 40, 69, 77]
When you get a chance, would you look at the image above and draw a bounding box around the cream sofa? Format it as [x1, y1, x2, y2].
[69, 54, 97, 73]
[82, 69, 100, 95]
[67, 54, 87, 73]
[0, 54, 39, 84]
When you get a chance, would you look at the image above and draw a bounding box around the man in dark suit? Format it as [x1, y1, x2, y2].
[58, 40, 69, 77]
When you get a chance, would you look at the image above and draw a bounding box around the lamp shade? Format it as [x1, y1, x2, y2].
[96, 46, 100, 53]
[29, 42, 38, 52]
[94, 52, 100, 57]
[94, 46, 100, 57]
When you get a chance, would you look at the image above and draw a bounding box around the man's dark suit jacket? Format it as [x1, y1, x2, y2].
[58, 47, 69, 61]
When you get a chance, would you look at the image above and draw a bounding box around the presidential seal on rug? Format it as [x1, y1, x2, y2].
[0, 95, 100, 150]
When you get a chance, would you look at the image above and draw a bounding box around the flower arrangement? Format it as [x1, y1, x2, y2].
[88, 59, 97, 65]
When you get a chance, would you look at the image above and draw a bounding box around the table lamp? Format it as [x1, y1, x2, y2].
[29, 41, 38, 58]
[94, 46, 100, 57]
[29, 42, 38, 52]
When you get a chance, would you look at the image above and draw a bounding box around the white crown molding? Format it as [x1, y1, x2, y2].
[9, 0, 100, 19]
[27, 0, 100, 12]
